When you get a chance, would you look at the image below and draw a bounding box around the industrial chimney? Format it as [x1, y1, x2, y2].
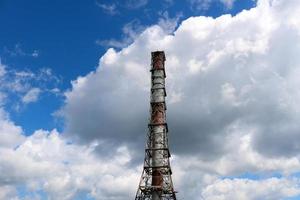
[135, 51, 177, 200]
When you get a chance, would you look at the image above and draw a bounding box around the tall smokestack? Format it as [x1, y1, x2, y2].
[135, 51, 177, 200]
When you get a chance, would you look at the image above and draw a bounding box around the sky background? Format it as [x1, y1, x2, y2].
[1, 0, 300, 199]
[0, 0, 254, 134]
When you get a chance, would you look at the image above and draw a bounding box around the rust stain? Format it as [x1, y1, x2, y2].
[152, 169, 163, 188]
[151, 103, 165, 124]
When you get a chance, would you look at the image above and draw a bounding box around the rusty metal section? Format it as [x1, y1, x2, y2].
[151, 51, 165, 70]
[135, 51, 177, 200]
[151, 103, 166, 124]
[152, 170, 163, 187]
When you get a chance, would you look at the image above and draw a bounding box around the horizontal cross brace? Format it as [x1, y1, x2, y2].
[145, 148, 171, 157]
[148, 123, 169, 132]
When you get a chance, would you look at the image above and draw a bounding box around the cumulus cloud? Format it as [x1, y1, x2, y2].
[2, 0, 300, 199]
[1, 110, 299, 199]
[0, 108, 24, 148]
[64, 0, 300, 158]
[0, 108, 140, 199]
[202, 177, 300, 200]
[60, 0, 300, 198]
[0, 185, 18, 200]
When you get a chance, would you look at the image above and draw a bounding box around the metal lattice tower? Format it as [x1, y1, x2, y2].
[135, 51, 177, 200]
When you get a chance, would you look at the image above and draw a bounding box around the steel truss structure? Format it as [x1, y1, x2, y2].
[135, 51, 177, 200]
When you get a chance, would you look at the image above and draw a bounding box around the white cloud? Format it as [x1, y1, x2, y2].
[31, 50, 39, 58]
[64, 0, 300, 158]
[0, 61, 6, 77]
[125, 0, 148, 9]
[61, 0, 300, 198]
[2, 0, 300, 199]
[4, 44, 39, 58]
[164, 0, 174, 5]
[96, 2, 118, 15]
[96, 19, 146, 48]
[0, 116, 140, 199]
[96, 19, 146, 49]
[0, 63, 61, 108]
[190, 0, 212, 11]
[157, 11, 183, 34]
[0, 185, 18, 200]
[2, 108, 300, 199]
[0, 92, 6, 105]
[96, 0, 148, 16]
[190, 0, 237, 11]
[220, 0, 236, 9]
[97, 12, 182, 49]
[0, 108, 24, 148]
[202, 177, 300, 200]
[22, 88, 41, 104]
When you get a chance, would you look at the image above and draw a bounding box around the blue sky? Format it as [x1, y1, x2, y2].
[2, 0, 300, 199]
[0, 0, 255, 134]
